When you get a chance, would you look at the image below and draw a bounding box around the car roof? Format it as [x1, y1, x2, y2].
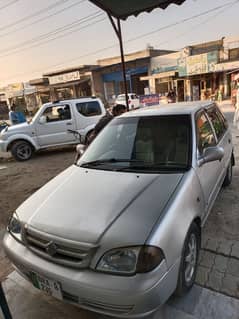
[121, 100, 215, 118]
[117, 93, 136, 96]
[43, 97, 100, 106]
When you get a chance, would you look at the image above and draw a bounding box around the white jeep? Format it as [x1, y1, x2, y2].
[0, 97, 105, 161]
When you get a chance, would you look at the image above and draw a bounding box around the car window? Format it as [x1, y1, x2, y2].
[196, 112, 216, 154]
[76, 101, 102, 117]
[131, 95, 135, 100]
[79, 115, 192, 171]
[42, 105, 71, 122]
[206, 107, 226, 141]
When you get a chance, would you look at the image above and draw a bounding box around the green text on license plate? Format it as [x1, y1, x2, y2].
[30, 272, 63, 300]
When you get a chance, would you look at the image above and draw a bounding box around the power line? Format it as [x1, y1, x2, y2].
[0, 11, 103, 54]
[0, 0, 238, 82]
[0, 17, 106, 59]
[0, 0, 20, 11]
[0, 0, 78, 32]
[0, 0, 86, 39]
[126, 0, 239, 43]
[153, 0, 239, 50]
[1, 0, 235, 59]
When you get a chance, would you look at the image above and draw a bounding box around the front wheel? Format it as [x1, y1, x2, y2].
[10, 140, 34, 161]
[175, 223, 200, 296]
[223, 158, 233, 187]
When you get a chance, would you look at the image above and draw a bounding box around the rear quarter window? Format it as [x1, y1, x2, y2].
[76, 101, 102, 117]
[206, 106, 226, 141]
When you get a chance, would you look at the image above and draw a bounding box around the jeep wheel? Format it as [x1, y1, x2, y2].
[11, 141, 34, 161]
[175, 223, 200, 296]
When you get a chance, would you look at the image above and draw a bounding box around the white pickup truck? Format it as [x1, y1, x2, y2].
[0, 97, 106, 161]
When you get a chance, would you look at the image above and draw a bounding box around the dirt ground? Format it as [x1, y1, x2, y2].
[0, 102, 239, 285]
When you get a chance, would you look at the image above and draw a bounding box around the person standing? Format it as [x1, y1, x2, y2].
[86, 104, 126, 145]
[8, 104, 19, 125]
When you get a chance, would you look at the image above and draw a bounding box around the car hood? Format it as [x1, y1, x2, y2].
[17, 165, 183, 245]
[5, 122, 32, 134]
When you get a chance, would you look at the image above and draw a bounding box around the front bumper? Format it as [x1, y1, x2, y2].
[4, 233, 180, 318]
[0, 140, 8, 152]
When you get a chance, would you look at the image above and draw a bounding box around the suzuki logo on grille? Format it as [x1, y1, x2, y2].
[46, 241, 57, 256]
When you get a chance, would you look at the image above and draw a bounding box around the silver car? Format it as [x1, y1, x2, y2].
[4, 101, 234, 318]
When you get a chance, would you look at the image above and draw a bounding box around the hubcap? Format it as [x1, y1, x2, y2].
[184, 233, 197, 284]
[16, 144, 31, 160]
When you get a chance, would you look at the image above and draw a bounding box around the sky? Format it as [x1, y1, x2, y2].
[0, 0, 239, 87]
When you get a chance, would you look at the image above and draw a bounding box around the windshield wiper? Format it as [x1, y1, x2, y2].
[117, 162, 188, 171]
[80, 158, 144, 168]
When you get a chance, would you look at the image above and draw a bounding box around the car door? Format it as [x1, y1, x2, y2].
[35, 103, 77, 147]
[194, 110, 223, 216]
[206, 105, 232, 172]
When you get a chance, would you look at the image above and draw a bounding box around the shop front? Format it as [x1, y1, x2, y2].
[44, 66, 95, 101]
[102, 65, 148, 101]
[178, 50, 219, 101]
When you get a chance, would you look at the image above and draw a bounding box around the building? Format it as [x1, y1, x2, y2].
[140, 52, 182, 101]
[29, 77, 51, 106]
[141, 37, 239, 102]
[43, 65, 98, 101]
[92, 48, 174, 104]
[2, 82, 37, 113]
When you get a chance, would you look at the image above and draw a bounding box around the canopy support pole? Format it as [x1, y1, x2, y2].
[107, 14, 129, 111]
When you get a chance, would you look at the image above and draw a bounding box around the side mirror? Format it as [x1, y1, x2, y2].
[198, 146, 224, 167]
[39, 115, 46, 124]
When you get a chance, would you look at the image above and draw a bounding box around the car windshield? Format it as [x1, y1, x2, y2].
[78, 115, 192, 173]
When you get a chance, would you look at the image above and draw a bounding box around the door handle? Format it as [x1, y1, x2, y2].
[66, 122, 72, 126]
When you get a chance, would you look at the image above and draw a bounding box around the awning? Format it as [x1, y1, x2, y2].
[89, 0, 186, 20]
[140, 70, 177, 81]
[89, 0, 187, 110]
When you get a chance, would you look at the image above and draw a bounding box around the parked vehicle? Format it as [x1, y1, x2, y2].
[0, 97, 105, 161]
[4, 101, 234, 318]
[115, 93, 140, 110]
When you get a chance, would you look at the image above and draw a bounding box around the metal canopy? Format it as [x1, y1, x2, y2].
[89, 0, 187, 110]
[89, 0, 186, 20]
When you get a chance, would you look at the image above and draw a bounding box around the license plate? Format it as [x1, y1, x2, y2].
[30, 272, 63, 300]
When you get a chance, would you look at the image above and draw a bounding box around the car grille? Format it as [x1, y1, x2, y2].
[61, 290, 134, 314]
[80, 298, 134, 314]
[23, 226, 97, 269]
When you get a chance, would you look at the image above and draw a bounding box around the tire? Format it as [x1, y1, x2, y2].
[10, 140, 34, 161]
[175, 223, 200, 296]
[223, 157, 233, 187]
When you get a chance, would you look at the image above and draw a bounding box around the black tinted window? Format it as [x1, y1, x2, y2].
[207, 107, 226, 140]
[76, 101, 101, 117]
[196, 112, 216, 153]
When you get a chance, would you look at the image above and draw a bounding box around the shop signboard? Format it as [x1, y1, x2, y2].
[178, 51, 218, 76]
[49, 71, 81, 85]
[214, 60, 239, 72]
[139, 94, 159, 106]
[151, 52, 179, 75]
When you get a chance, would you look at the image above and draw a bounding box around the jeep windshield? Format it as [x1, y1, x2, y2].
[78, 115, 192, 173]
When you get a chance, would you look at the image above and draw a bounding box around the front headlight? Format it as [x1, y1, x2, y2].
[96, 246, 165, 275]
[8, 212, 23, 243]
